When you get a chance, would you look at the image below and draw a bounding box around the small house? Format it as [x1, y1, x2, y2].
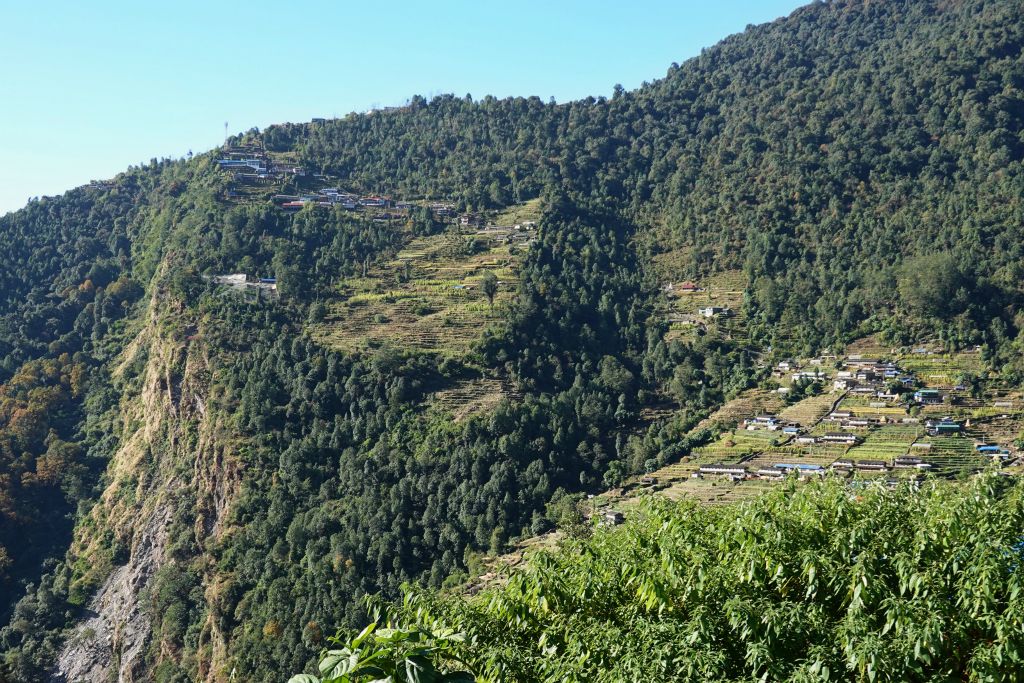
[926, 419, 961, 436]
[793, 371, 826, 382]
[698, 464, 747, 479]
[745, 415, 780, 431]
[893, 455, 931, 470]
[820, 432, 861, 446]
[776, 463, 825, 479]
[603, 511, 625, 526]
[698, 306, 731, 318]
[914, 389, 943, 405]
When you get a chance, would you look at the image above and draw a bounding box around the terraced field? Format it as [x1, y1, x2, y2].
[899, 351, 985, 388]
[844, 335, 895, 358]
[690, 429, 781, 463]
[921, 435, 988, 472]
[971, 412, 1024, 444]
[778, 392, 841, 426]
[312, 230, 521, 356]
[659, 478, 777, 505]
[428, 376, 516, 422]
[492, 198, 542, 226]
[846, 424, 921, 460]
[692, 389, 787, 432]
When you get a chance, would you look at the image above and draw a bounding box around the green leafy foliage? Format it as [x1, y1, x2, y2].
[2, 1, 1024, 680]
[289, 622, 473, 683]
[379, 474, 1024, 682]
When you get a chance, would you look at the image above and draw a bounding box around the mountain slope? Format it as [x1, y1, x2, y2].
[0, 0, 1022, 681]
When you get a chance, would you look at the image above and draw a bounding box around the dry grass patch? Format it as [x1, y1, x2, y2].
[311, 230, 522, 356]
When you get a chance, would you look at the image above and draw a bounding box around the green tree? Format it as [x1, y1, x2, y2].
[480, 271, 498, 313]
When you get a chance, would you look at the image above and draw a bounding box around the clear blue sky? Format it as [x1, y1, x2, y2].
[0, 0, 805, 215]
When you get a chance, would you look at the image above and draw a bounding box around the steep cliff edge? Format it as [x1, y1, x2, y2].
[52, 287, 242, 682]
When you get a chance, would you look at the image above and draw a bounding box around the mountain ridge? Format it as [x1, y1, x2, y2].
[1, 0, 1023, 680]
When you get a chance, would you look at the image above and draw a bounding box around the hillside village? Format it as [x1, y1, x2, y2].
[208, 146, 538, 338]
[211, 142, 1024, 526]
[216, 145, 536, 243]
[209, 150, 1024, 493]
[597, 336, 1022, 518]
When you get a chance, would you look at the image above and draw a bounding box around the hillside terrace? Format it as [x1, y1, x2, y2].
[618, 343, 1023, 506]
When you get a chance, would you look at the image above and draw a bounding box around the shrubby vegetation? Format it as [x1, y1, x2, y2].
[1, 0, 1023, 680]
[307, 474, 1024, 682]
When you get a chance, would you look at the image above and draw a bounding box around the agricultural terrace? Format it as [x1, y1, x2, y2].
[312, 228, 522, 356]
[619, 342, 1024, 509]
[692, 388, 787, 432]
[426, 376, 520, 423]
[897, 348, 986, 388]
[660, 270, 749, 343]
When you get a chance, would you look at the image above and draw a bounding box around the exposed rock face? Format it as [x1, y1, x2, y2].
[52, 506, 171, 683]
[52, 290, 241, 682]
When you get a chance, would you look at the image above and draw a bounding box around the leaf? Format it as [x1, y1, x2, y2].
[405, 654, 434, 683]
[319, 654, 346, 677]
[287, 676, 320, 683]
[352, 622, 377, 648]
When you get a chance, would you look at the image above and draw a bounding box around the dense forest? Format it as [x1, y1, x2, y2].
[0, 0, 1022, 680]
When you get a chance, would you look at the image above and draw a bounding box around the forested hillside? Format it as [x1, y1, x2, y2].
[0, 0, 1022, 681]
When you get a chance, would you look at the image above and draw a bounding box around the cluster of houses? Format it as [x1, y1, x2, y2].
[204, 273, 278, 299]
[266, 191, 460, 224]
[830, 358, 911, 397]
[775, 356, 965, 410]
[662, 281, 704, 294]
[272, 190, 393, 212]
[659, 281, 734, 322]
[474, 221, 537, 246]
[694, 452, 935, 483]
[216, 147, 306, 184]
[742, 414, 864, 446]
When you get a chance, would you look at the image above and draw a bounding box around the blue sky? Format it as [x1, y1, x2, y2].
[0, 1, 805, 215]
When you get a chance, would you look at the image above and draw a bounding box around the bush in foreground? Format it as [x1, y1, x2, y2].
[298, 474, 1024, 681]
